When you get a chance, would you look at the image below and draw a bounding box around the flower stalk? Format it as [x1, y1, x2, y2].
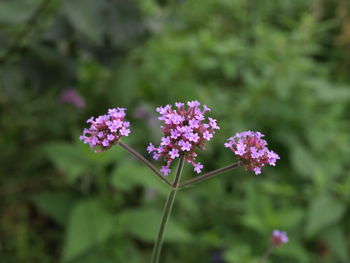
[257, 246, 274, 263]
[151, 156, 185, 263]
[179, 161, 241, 189]
[118, 141, 172, 187]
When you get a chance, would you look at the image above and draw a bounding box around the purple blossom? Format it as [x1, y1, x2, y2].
[178, 140, 192, 151]
[80, 108, 131, 152]
[175, 102, 184, 108]
[253, 167, 261, 175]
[208, 117, 220, 130]
[161, 136, 171, 146]
[203, 131, 213, 141]
[147, 101, 219, 175]
[169, 149, 180, 159]
[250, 147, 259, 158]
[97, 131, 104, 138]
[160, 166, 171, 176]
[189, 119, 200, 128]
[107, 134, 115, 141]
[171, 129, 180, 139]
[225, 131, 279, 175]
[235, 143, 246, 156]
[271, 230, 288, 246]
[133, 104, 159, 128]
[187, 100, 200, 107]
[153, 153, 160, 160]
[120, 127, 130, 136]
[186, 132, 200, 143]
[194, 162, 203, 174]
[102, 139, 109, 147]
[59, 88, 85, 109]
[147, 143, 155, 153]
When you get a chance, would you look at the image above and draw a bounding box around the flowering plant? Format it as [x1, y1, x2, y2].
[147, 101, 219, 175]
[80, 101, 282, 263]
[257, 230, 289, 263]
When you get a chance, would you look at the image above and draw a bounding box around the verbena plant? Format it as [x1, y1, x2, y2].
[80, 101, 286, 263]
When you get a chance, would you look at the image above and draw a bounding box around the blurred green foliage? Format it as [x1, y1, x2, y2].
[1, 0, 350, 262]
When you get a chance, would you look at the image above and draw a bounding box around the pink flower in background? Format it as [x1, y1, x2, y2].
[148, 101, 219, 176]
[271, 230, 288, 246]
[224, 131, 279, 175]
[133, 103, 159, 128]
[80, 108, 131, 152]
[59, 88, 85, 109]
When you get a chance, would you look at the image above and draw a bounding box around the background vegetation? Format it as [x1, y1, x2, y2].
[1, 0, 350, 262]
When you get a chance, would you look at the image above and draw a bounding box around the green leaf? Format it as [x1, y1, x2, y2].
[224, 243, 255, 263]
[305, 194, 346, 236]
[110, 159, 168, 195]
[62, 200, 115, 262]
[0, 0, 41, 24]
[61, 0, 106, 43]
[31, 191, 77, 225]
[322, 226, 349, 261]
[119, 208, 191, 243]
[290, 143, 317, 177]
[42, 142, 89, 182]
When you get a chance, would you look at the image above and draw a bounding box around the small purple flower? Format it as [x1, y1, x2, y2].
[194, 162, 203, 174]
[169, 149, 180, 159]
[203, 131, 213, 141]
[187, 100, 201, 107]
[59, 88, 85, 109]
[235, 143, 246, 156]
[160, 166, 171, 176]
[208, 117, 220, 130]
[171, 129, 180, 139]
[147, 143, 155, 153]
[271, 230, 288, 246]
[97, 131, 104, 138]
[253, 167, 261, 175]
[161, 136, 171, 146]
[187, 132, 200, 142]
[175, 102, 184, 108]
[102, 139, 110, 147]
[80, 108, 131, 152]
[178, 140, 192, 152]
[225, 131, 279, 175]
[107, 134, 115, 141]
[189, 119, 200, 128]
[148, 101, 219, 175]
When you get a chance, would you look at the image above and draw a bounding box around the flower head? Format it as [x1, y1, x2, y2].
[80, 108, 131, 152]
[271, 230, 288, 246]
[59, 88, 85, 109]
[224, 131, 279, 175]
[148, 101, 219, 175]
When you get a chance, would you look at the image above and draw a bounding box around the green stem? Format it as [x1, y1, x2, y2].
[257, 246, 274, 263]
[118, 141, 172, 187]
[151, 156, 185, 263]
[179, 161, 241, 189]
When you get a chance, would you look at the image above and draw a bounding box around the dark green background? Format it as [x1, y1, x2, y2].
[1, 0, 350, 262]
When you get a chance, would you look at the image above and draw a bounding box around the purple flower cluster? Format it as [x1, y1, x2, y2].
[271, 230, 288, 246]
[80, 108, 131, 152]
[224, 131, 279, 175]
[59, 88, 85, 109]
[147, 101, 219, 176]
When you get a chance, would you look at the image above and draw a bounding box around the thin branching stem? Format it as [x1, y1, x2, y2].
[257, 246, 274, 263]
[118, 141, 172, 187]
[179, 161, 241, 189]
[151, 157, 185, 263]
